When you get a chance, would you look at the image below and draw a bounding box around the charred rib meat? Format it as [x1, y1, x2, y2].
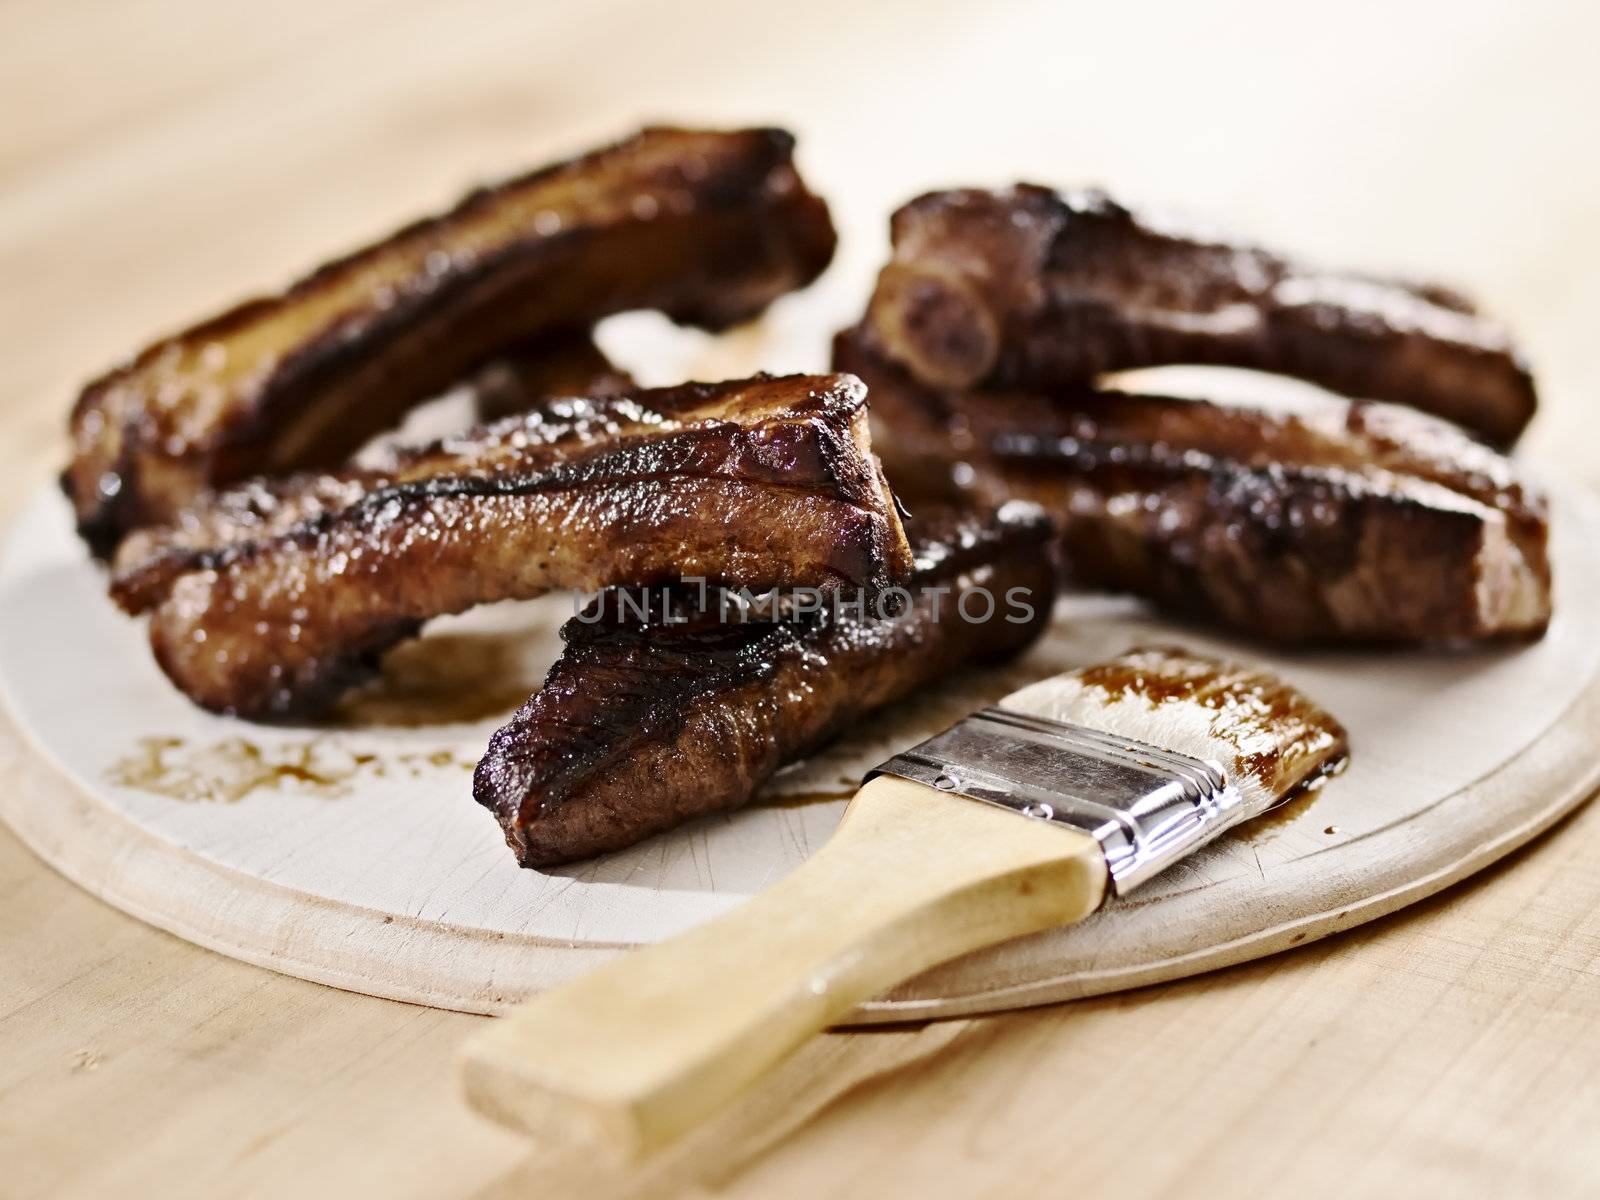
[141, 374, 912, 719]
[837, 330, 1550, 643]
[473, 504, 1057, 866]
[862, 186, 1535, 446]
[66, 126, 836, 552]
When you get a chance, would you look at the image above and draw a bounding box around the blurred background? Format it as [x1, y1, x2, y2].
[3, 0, 1596, 495]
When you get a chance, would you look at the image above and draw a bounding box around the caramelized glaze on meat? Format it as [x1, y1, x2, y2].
[65, 127, 836, 552]
[474, 504, 1057, 866]
[143, 374, 912, 718]
[836, 329, 1550, 643]
[863, 186, 1535, 446]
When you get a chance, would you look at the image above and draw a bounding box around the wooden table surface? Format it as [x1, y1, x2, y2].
[3, 2, 1599, 1196]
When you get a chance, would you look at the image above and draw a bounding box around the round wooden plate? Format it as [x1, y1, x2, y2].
[3, 484, 1597, 1022]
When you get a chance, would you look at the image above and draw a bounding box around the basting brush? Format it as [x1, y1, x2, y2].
[461, 644, 1348, 1159]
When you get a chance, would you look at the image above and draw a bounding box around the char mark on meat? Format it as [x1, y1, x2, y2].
[836, 327, 1549, 644]
[473, 504, 1057, 866]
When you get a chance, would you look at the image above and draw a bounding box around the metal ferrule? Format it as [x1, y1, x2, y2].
[866, 707, 1243, 896]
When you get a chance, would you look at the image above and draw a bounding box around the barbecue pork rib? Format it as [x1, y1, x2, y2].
[65, 126, 835, 553]
[141, 374, 912, 719]
[836, 330, 1550, 644]
[862, 186, 1535, 446]
[473, 504, 1057, 866]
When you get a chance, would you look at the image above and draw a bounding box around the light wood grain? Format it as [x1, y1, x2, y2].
[3, 2, 1600, 1198]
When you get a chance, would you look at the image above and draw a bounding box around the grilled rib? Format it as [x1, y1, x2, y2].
[473, 504, 1057, 866]
[65, 126, 836, 553]
[862, 186, 1535, 446]
[142, 374, 913, 719]
[836, 329, 1550, 644]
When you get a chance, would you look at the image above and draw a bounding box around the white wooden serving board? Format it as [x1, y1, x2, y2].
[3, 480, 1598, 1023]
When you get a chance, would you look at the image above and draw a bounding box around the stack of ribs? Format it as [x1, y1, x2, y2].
[840, 184, 1551, 644]
[65, 126, 839, 553]
[66, 127, 1066, 864]
[64, 137, 1556, 864]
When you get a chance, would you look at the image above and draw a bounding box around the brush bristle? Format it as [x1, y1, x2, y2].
[1000, 645, 1348, 814]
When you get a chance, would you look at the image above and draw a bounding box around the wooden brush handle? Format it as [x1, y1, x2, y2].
[460, 775, 1106, 1160]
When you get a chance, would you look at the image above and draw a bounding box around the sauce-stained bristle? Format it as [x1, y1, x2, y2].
[1001, 645, 1348, 814]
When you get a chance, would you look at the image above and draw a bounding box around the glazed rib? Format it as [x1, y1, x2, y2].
[65, 126, 836, 552]
[862, 186, 1535, 446]
[143, 374, 913, 719]
[473, 505, 1057, 866]
[836, 330, 1550, 643]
